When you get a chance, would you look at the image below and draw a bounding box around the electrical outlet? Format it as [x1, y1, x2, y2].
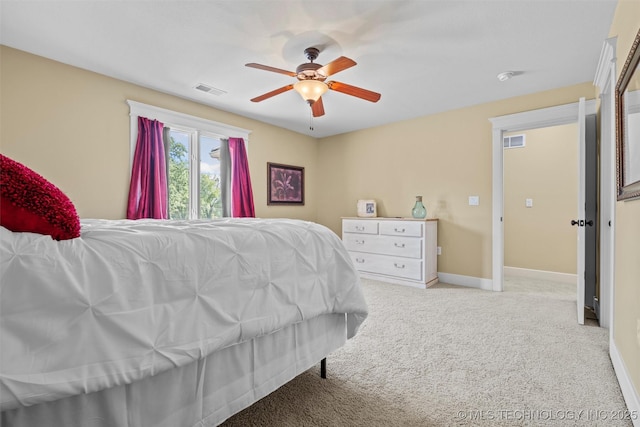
[437, 246, 442, 255]
[468, 196, 479, 206]
[525, 198, 533, 208]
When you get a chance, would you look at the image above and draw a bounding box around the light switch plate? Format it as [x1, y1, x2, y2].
[526, 198, 533, 208]
[469, 196, 479, 206]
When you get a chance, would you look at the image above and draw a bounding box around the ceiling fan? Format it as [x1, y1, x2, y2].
[245, 47, 381, 118]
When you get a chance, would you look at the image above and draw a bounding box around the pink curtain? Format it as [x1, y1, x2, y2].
[228, 137, 255, 217]
[127, 117, 168, 219]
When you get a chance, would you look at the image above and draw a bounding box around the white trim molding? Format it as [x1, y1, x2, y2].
[503, 266, 577, 284]
[489, 100, 597, 132]
[610, 340, 640, 427]
[437, 272, 493, 291]
[594, 37, 617, 89]
[593, 36, 617, 332]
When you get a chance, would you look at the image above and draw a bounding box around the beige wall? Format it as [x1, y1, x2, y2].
[0, 45, 318, 221]
[504, 125, 578, 274]
[317, 83, 595, 279]
[609, 0, 640, 404]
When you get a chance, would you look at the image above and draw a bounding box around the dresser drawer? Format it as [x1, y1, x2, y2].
[349, 252, 423, 281]
[379, 220, 423, 237]
[343, 234, 422, 259]
[343, 219, 379, 235]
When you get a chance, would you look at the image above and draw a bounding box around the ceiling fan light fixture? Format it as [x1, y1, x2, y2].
[497, 71, 515, 82]
[294, 80, 328, 103]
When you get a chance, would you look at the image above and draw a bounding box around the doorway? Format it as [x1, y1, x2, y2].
[490, 100, 598, 324]
[503, 124, 579, 288]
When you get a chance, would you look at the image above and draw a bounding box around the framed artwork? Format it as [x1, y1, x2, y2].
[267, 162, 304, 205]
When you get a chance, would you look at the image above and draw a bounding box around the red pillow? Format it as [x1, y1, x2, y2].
[0, 154, 80, 240]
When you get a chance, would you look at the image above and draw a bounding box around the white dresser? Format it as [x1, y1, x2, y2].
[342, 217, 438, 289]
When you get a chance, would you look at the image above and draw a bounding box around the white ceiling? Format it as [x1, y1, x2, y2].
[0, 0, 617, 138]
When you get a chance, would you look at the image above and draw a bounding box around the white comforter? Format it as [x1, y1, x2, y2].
[0, 218, 367, 410]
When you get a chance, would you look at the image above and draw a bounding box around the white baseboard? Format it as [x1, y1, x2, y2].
[358, 272, 426, 289]
[610, 339, 640, 426]
[438, 272, 493, 291]
[504, 266, 577, 284]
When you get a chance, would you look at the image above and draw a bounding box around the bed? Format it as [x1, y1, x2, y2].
[0, 218, 368, 426]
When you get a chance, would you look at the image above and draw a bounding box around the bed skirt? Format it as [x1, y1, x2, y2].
[1, 313, 347, 427]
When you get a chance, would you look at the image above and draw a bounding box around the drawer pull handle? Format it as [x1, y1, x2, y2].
[394, 243, 405, 248]
[355, 258, 365, 263]
[355, 226, 365, 231]
[394, 228, 406, 233]
[394, 263, 406, 269]
[355, 240, 365, 245]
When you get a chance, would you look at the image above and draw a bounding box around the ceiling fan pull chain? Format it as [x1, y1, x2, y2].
[309, 107, 314, 131]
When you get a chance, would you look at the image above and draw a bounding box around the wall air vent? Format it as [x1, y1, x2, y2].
[503, 134, 526, 149]
[194, 83, 227, 96]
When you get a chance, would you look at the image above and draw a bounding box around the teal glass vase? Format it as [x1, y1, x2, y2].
[411, 196, 427, 219]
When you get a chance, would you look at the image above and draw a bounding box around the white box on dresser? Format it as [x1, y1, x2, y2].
[342, 217, 438, 289]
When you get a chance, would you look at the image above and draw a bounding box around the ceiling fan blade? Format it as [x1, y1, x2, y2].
[250, 84, 294, 102]
[245, 63, 296, 77]
[316, 56, 357, 78]
[311, 97, 325, 117]
[327, 81, 381, 103]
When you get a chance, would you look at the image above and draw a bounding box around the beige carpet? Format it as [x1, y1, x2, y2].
[221, 278, 631, 426]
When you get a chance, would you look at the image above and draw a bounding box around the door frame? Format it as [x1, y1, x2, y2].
[489, 99, 598, 297]
[593, 36, 617, 331]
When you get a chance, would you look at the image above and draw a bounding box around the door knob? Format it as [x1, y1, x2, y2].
[571, 219, 593, 227]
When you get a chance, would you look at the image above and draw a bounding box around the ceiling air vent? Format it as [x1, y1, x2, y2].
[194, 83, 226, 96]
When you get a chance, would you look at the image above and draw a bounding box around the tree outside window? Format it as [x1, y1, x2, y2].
[167, 130, 222, 219]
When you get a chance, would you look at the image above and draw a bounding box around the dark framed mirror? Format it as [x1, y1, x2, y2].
[616, 27, 640, 201]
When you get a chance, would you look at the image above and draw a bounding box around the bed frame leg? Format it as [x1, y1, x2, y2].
[320, 358, 327, 379]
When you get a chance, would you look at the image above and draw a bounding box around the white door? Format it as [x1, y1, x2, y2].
[576, 98, 586, 325]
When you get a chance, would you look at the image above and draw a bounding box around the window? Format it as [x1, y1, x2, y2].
[127, 100, 251, 219]
[167, 128, 222, 219]
[503, 134, 526, 149]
